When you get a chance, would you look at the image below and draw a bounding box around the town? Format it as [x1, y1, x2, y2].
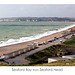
[0, 26, 75, 66]
[0, 17, 75, 22]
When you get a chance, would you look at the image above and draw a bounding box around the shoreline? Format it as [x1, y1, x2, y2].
[0, 25, 75, 56]
[0, 23, 75, 47]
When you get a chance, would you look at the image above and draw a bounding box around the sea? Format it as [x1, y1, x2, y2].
[0, 21, 75, 47]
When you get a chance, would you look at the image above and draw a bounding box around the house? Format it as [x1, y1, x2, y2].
[62, 55, 75, 59]
[1, 43, 38, 59]
[59, 51, 69, 56]
[48, 57, 66, 63]
[48, 55, 75, 63]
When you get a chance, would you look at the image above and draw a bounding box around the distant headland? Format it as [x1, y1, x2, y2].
[0, 17, 75, 22]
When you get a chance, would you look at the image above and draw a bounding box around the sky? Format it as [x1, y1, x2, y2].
[0, 4, 75, 18]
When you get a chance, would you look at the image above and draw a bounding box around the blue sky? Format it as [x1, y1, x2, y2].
[0, 4, 75, 18]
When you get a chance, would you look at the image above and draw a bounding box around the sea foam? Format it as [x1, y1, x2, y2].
[0, 24, 75, 47]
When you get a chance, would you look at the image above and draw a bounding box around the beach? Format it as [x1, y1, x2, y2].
[0, 26, 75, 56]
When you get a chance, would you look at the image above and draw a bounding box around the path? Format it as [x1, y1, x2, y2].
[5, 34, 71, 65]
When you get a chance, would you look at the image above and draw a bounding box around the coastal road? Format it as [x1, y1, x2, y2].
[5, 34, 71, 65]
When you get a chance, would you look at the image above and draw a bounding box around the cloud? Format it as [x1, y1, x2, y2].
[0, 4, 75, 18]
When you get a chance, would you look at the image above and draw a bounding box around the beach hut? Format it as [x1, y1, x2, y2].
[27, 46, 31, 51]
[4, 52, 15, 58]
[23, 48, 27, 53]
[25, 47, 29, 51]
[13, 51, 18, 56]
[18, 50, 21, 54]
[12, 53, 15, 57]
[3, 42, 38, 59]
[19, 49, 24, 54]
[9, 53, 14, 58]
[8, 54, 12, 58]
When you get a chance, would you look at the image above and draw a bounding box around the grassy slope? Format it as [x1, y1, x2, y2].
[63, 36, 75, 45]
[34, 36, 75, 66]
[26, 44, 66, 64]
[0, 59, 75, 66]
[0, 36, 75, 66]
[26, 36, 75, 66]
[33, 59, 75, 66]
[0, 63, 23, 66]
[26, 44, 75, 65]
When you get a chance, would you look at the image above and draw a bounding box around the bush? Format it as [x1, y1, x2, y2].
[26, 44, 66, 64]
[63, 36, 75, 45]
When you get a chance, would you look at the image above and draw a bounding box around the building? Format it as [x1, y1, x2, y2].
[62, 55, 75, 59]
[48, 55, 75, 63]
[48, 57, 66, 63]
[0, 42, 38, 60]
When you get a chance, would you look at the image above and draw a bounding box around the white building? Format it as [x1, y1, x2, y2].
[48, 55, 75, 63]
[62, 55, 75, 59]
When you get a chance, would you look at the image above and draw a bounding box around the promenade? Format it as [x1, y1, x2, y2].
[0, 26, 74, 56]
[5, 34, 71, 65]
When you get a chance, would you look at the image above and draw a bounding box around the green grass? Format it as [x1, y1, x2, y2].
[1, 59, 75, 66]
[0, 63, 24, 66]
[26, 36, 75, 66]
[63, 36, 75, 45]
[0, 36, 75, 66]
[26, 44, 67, 65]
[33, 59, 75, 66]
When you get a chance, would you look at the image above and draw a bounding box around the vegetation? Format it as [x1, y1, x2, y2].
[0, 62, 24, 66]
[26, 44, 68, 65]
[63, 36, 75, 45]
[26, 36, 75, 66]
[0, 59, 75, 66]
[0, 36, 75, 66]
[33, 59, 75, 66]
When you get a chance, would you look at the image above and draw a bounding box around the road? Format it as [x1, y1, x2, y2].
[5, 34, 71, 65]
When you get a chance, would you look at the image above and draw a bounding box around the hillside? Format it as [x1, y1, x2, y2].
[33, 59, 75, 66]
[0, 17, 75, 22]
[63, 36, 75, 45]
[26, 36, 75, 66]
[0, 36, 75, 66]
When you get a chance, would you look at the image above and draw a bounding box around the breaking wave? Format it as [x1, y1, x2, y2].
[0, 24, 75, 47]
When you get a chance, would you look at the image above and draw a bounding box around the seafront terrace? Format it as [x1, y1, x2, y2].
[0, 27, 74, 61]
[4, 43, 37, 58]
[4, 33, 74, 65]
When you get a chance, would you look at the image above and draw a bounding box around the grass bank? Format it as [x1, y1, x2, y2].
[0, 36, 75, 66]
[25, 36, 75, 66]
[33, 59, 75, 66]
[63, 36, 75, 45]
